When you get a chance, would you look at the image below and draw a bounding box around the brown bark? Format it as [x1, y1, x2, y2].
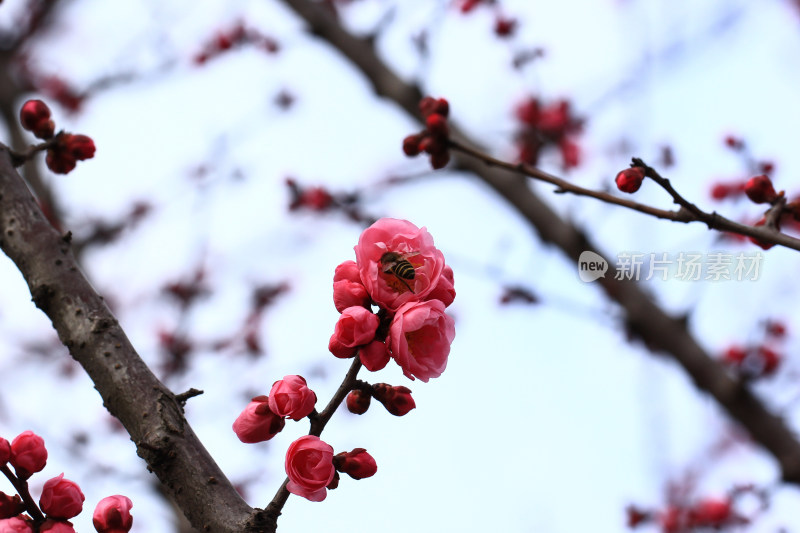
[0, 146, 271, 532]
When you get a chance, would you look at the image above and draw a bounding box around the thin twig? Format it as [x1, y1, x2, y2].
[449, 141, 800, 252]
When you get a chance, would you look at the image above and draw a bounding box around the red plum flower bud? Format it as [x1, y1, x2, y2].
[494, 17, 517, 37]
[66, 134, 96, 161]
[759, 346, 781, 375]
[333, 280, 369, 313]
[402, 133, 424, 157]
[0, 493, 25, 519]
[425, 114, 449, 138]
[329, 306, 379, 358]
[688, 498, 731, 528]
[45, 149, 76, 175]
[345, 390, 371, 415]
[10, 431, 47, 478]
[419, 97, 449, 118]
[615, 167, 646, 194]
[333, 261, 369, 312]
[268, 375, 317, 420]
[92, 495, 133, 533]
[333, 448, 377, 480]
[39, 474, 84, 519]
[232, 396, 285, 443]
[429, 151, 450, 170]
[744, 174, 778, 204]
[20, 100, 55, 139]
[372, 383, 416, 416]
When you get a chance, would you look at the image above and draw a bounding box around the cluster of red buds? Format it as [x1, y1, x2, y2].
[454, 0, 518, 38]
[286, 178, 335, 212]
[494, 16, 517, 37]
[711, 135, 778, 201]
[403, 97, 452, 169]
[628, 497, 747, 532]
[514, 96, 582, 169]
[18, 99, 96, 175]
[0, 431, 132, 533]
[720, 319, 786, 378]
[284, 177, 375, 224]
[193, 22, 279, 65]
[457, 0, 489, 13]
[709, 180, 747, 201]
[346, 383, 415, 416]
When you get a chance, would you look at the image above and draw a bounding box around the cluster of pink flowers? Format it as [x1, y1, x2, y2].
[232, 218, 455, 503]
[0, 431, 132, 533]
[331, 217, 456, 381]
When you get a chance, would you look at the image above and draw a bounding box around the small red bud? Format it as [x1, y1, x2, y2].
[724, 135, 743, 150]
[299, 187, 333, 211]
[688, 498, 731, 528]
[372, 383, 416, 416]
[766, 320, 787, 338]
[345, 390, 371, 415]
[20, 100, 56, 139]
[429, 151, 450, 170]
[419, 136, 447, 155]
[402, 133, 423, 157]
[66, 134, 96, 161]
[625, 506, 650, 529]
[494, 17, 517, 37]
[759, 346, 781, 375]
[425, 114, 449, 138]
[710, 183, 730, 200]
[45, 149, 76, 175]
[419, 97, 449, 118]
[332, 448, 377, 480]
[0, 492, 25, 519]
[722, 346, 747, 366]
[615, 167, 646, 194]
[744, 174, 777, 204]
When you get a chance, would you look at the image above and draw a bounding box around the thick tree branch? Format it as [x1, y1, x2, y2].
[280, 0, 800, 484]
[0, 146, 270, 532]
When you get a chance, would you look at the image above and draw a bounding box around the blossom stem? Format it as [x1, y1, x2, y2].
[0, 464, 45, 523]
[309, 357, 362, 437]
